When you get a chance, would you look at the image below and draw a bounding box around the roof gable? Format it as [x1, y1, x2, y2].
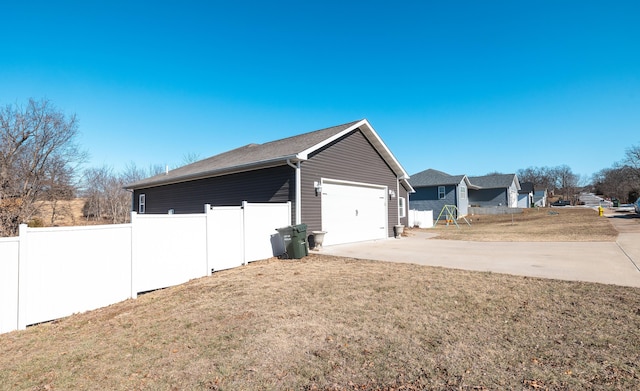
[126, 119, 412, 190]
[409, 168, 478, 189]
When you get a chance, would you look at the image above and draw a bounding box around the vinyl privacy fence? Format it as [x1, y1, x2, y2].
[0, 202, 291, 334]
[408, 209, 434, 228]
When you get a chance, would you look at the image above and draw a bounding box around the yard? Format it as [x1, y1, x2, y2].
[1, 208, 638, 390]
[431, 207, 619, 241]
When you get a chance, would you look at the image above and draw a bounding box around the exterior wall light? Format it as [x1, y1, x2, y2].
[314, 181, 322, 196]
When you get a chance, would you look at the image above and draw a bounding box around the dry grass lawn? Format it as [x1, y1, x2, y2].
[431, 207, 619, 241]
[1, 207, 638, 390]
[30, 198, 96, 227]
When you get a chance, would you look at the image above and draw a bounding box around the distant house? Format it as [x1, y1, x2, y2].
[468, 173, 521, 208]
[125, 119, 414, 247]
[534, 189, 548, 207]
[408, 169, 478, 217]
[518, 182, 535, 208]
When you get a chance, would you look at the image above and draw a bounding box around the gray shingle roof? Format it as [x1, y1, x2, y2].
[519, 181, 534, 193]
[468, 173, 520, 190]
[409, 169, 519, 190]
[409, 169, 467, 187]
[126, 119, 412, 190]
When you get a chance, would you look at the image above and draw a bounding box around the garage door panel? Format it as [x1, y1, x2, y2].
[321, 182, 387, 246]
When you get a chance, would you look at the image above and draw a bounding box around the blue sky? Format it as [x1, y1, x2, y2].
[2, 1, 639, 181]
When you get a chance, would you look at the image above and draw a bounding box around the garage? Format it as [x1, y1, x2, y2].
[127, 120, 414, 247]
[321, 180, 388, 246]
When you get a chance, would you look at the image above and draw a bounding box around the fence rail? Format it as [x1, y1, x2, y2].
[0, 202, 291, 334]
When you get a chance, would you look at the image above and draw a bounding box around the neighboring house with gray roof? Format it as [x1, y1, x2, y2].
[125, 119, 414, 247]
[468, 173, 521, 208]
[408, 169, 478, 218]
[534, 189, 548, 207]
[518, 182, 535, 208]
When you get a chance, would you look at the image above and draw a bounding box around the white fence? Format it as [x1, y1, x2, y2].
[0, 202, 291, 334]
[408, 209, 434, 228]
[133, 212, 207, 294]
[0, 237, 20, 334]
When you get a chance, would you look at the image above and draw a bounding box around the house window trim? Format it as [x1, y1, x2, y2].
[459, 185, 467, 200]
[139, 194, 146, 214]
[438, 186, 446, 200]
[398, 196, 406, 219]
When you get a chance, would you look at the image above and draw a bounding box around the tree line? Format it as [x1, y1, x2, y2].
[1, 98, 639, 236]
[0, 98, 171, 236]
[516, 150, 640, 205]
[591, 147, 640, 204]
[516, 165, 582, 202]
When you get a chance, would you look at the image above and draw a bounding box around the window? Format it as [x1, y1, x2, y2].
[398, 197, 406, 218]
[459, 186, 467, 200]
[438, 186, 446, 200]
[138, 194, 146, 214]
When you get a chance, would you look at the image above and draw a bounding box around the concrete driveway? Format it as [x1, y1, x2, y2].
[317, 210, 640, 288]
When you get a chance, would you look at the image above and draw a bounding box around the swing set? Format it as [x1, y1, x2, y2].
[433, 205, 471, 228]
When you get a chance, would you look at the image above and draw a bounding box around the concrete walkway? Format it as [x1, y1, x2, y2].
[317, 210, 640, 288]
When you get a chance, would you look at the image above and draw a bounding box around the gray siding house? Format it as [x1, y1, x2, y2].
[408, 169, 477, 217]
[534, 189, 548, 207]
[517, 182, 535, 208]
[468, 173, 521, 208]
[125, 119, 414, 247]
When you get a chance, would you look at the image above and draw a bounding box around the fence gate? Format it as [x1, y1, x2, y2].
[207, 201, 291, 272]
[207, 206, 245, 271]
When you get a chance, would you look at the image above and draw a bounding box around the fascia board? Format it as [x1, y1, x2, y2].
[297, 120, 366, 159]
[359, 120, 411, 179]
[463, 176, 481, 190]
[401, 178, 416, 193]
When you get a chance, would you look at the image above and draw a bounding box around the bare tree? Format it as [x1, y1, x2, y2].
[181, 152, 201, 166]
[553, 165, 579, 201]
[0, 98, 86, 236]
[81, 163, 161, 224]
[592, 165, 638, 202]
[42, 156, 76, 225]
[517, 166, 559, 193]
[81, 166, 110, 222]
[81, 166, 131, 224]
[591, 145, 640, 203]
[623, 144, 640, 183]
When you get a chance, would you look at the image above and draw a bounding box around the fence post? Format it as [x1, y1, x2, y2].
[130, 212, 138, 299]
[204, 204, 212, 276]
[241, 201, 248, 265]
[17, 224, 28, 330]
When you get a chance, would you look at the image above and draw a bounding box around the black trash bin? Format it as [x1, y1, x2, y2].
[276, 224, 308, 259]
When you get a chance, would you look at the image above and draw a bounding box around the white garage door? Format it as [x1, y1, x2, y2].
[321, 181, 388, 246]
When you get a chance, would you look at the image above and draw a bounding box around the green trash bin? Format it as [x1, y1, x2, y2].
[277, 224, 308, 259]
[291, 224, 309, 259]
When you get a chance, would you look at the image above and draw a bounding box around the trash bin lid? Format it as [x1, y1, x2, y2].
[293, 223, 307, 232]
